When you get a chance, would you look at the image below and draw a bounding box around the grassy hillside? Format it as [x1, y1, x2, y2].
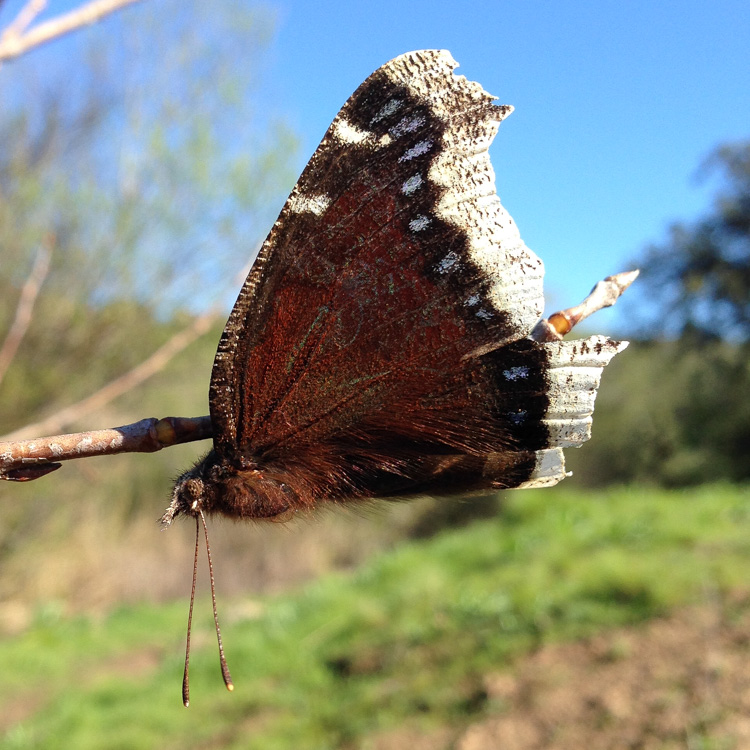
[1, 484, 749, 749]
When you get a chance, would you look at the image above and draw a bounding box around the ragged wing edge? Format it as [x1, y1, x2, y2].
[515, 335, 628, 488]
[382, 50, 545, 346]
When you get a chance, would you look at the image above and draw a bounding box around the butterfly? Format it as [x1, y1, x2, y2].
[160, 50, 628, 705]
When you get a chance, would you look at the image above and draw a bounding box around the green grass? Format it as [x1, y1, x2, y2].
[2, 484, 749, 749]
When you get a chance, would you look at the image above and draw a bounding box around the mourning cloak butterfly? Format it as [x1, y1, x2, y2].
[162, 50, 628, 704]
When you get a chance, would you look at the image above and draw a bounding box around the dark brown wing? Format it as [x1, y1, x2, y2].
[207, 50, 623, 498]
[210, 51, 542, 449]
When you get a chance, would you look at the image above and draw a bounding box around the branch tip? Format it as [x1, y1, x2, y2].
[531, 268, 639, 342]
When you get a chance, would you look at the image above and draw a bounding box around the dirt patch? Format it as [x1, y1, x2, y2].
[458, 593, 750, 750]
[0, 691, 46, 734]
[97, 646, 164, 680]
[368, 725, 458, 750]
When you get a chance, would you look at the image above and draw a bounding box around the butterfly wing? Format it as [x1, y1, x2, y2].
[208, 50, 621, 501]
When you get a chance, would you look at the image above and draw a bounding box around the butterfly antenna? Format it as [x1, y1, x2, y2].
[182, 515, 201, 707]
[199, 509, 234, 693]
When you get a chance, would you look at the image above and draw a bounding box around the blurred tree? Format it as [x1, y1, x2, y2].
[0, 0, 299, 435]
[0, 1, 308, 606]
[569, 140, 750, 487]
[633, 140, 750, 342]
[565, 341, 750, 487]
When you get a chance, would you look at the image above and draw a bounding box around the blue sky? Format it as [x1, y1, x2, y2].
[3, 0, 749, 333]
[265, 0, 749, 330]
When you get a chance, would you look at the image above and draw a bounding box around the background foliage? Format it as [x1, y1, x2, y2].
[570, 139, 750, 488]
[0, 0, 748, 608]
[0, 1, 749, 747]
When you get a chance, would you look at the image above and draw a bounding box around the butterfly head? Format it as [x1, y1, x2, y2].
[161, 452, 221, 527]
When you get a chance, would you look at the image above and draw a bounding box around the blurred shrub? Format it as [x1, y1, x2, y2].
[567, 339, 750, 487]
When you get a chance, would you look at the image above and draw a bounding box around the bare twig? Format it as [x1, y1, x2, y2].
[0, 233, 55, 387]
[0, 415, 212, 480]
[530, 270, 639, 342]
[1, 309, 221, 442]
[0, 0, 144, 63]
[2, 0, 47, 40]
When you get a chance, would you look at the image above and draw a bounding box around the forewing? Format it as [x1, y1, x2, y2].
[209, 50, 545, 463]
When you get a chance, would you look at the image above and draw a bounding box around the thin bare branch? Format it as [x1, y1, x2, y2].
[0, 0, 143, 63]
[0, 415, 212, 480]
[2, 0, 47, 40]
[530, 270, 639, 342]
[1, 258, 253, 442]
[1, 309, 220, 442]
[0, 232, 54, 387]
